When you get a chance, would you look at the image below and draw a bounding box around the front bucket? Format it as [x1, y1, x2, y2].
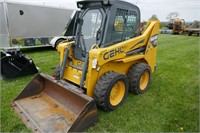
[11, 73, 98, 132]
[1, 50, 38, 79]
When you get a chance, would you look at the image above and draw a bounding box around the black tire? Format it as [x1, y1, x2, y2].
[55, 39, 65, 49]
[94, 72, 129, 111]
[40, 38, 49, 45]
[24, 38, 35, 46]
[12, 39, 18, 44]
[128, 63, 151, 94]
[188, 31, 192, 36]
[54, 64, 60, 80]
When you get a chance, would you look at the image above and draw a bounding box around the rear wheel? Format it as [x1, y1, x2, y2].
[24, 38, 35, 46]
[128, 63, 151, 94]
[94, 72, 129, 111]
[188, 31, 192, 36]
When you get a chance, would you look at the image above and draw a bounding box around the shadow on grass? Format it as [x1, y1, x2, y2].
[21, 46, 55, 53]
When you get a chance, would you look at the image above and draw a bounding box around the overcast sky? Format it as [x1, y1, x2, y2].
[2, 0, 200, 22]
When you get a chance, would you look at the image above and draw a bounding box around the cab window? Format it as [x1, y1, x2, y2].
[110, 8, 139, 44]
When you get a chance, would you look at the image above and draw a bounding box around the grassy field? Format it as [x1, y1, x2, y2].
[1, 34, 199, 132]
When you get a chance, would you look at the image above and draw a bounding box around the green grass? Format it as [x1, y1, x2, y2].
[1, 34, 199, 132]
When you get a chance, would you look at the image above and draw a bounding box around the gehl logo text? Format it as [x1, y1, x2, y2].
[103, 47, 124, 60]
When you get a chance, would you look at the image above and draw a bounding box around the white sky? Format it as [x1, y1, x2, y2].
[1, 0, 200, 22]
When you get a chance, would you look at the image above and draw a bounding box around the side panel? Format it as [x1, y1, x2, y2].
[0, 2, 10, 47]
[85, 59, 140, 97]
[6, 2, 74, 38]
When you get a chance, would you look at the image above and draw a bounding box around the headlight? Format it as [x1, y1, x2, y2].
[92, 59, 98, 69]
[103, 0, 109, 5]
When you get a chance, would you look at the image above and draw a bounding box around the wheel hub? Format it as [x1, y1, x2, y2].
[139, 70, 149, 90]
[110, 81, 125, 106]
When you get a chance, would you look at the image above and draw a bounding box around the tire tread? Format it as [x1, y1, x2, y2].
[94, 72, 128, 111]
[128, 63, 151, 94]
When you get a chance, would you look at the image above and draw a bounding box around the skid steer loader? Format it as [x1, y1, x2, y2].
[11, 0, 159, 132]
[167, 18, 185, 34]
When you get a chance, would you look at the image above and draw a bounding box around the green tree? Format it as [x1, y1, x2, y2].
[149, 14, 158, 21]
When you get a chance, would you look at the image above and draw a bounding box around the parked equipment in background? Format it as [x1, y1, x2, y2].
[1, 49, 38, 79]
[0, 1, 74, 48]
[167, 18, 185, 34]
[50, 36, 74, 49]
[167, 18, 200, 36]
[160, 29, 172, 34]
[184, 28, 200, 36]
[23, 38, 50, 46]
[24, 38, 36, 46]
[11, 0, 160, 132]
[50, 11, 78, 49]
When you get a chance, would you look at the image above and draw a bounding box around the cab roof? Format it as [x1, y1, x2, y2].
[77, 0, 139, 10]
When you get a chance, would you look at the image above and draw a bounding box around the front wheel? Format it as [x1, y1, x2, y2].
[94, 72, 129, 111]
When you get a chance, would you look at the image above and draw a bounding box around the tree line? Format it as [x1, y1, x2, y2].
[147, 12, 199, 29]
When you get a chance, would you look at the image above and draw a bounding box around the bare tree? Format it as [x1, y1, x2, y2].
[166, 12, 180, 21]
[149, 14, 158, 21]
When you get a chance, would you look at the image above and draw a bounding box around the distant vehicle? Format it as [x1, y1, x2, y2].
[0, 1, 75, 49]
[167, 18, 185, 34]
[160, 26, 172, 34]
[166, 18, 200, 36]
[50, 11, 77, 49]
[184, 28, 200, 36]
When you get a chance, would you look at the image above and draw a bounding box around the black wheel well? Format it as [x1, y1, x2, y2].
[55, 38, 66, 48]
